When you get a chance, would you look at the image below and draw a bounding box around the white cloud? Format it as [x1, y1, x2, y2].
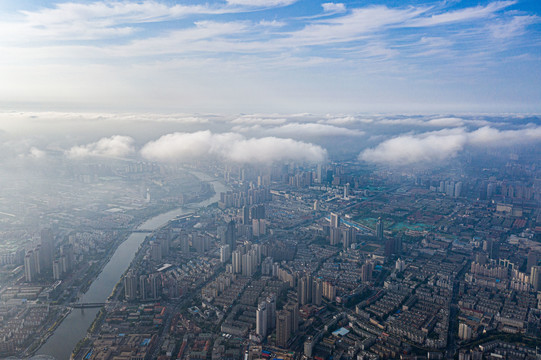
[488, 15, 539, 39]
[1, 1, 231, 42]
[67, 135, 135, 158]
[140, 131, 240, 162]
[322, 3, 346, 14]
[140, 130, 327, 164]
[282, 6, 427, 47]
[232, 116, 288, 125]
[406, 1, 515, 27]
[359, 131, 466, 165]
[323, 116, 358, 125]
[228, 137, 327, 163]
[258, 20, 286, 27]
[28, 147, 46, 159]
[425, 117, 464, 127]
[468, 125, 541, 145]
[226, 0, 298, 7]
[267, 123, 364, 137]
[359, 125, 541, 165]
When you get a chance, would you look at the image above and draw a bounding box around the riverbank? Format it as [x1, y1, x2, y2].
[35, 170, 227, 360]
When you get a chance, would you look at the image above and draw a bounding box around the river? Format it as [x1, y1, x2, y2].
[35, 172, 227, 360]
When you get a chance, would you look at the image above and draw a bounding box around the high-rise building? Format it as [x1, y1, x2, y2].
[458, 323, 472, 340]
[40, 228, 54, 273]
[150, 273, 161, 299]
[395, 258, 406, 272]
[180, 235, 190, 253]
[285, 302, 299, 335]
[527, 251, 538, 273]
[376, 217, 384, 241]
[224, 220, 236, 249]
[60, 244, 74, 273]
[276, 310, 291, 348]
[384, 237, 396, 257]
[312, 278, 323, 306]
[262, 256, 273, 275]
[298, 274, 313, 305]
[330, 227, 341, 246]
[342, 227, 355, 250]
[454, 182, 462, 198]
[158, 234, 170, 257]
[330, 212, 340, 228]
[242, 205, 250, 225]
[242, 250, 256, 277]
[316, 164, 323, 184]
[139, 275, 148, 300]
[124, 271, 137, 300]
[323, 281, 336, 301]
[361, 262, 373, 282]
[256, 301, 268, 338]
[52, 260, 62, 280]
[531, 266, 541, 291]
[150, 241, 162, 261]
[344, 183, 350, 199]
[232, 250, 242, 274]
[24, 250, 37, 282]
[267, 294, 276, 330]
[220, 244, 231, 263]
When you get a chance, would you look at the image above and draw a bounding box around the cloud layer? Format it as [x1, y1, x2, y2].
[140, 130, 327, 164]
[359, 126, 541, 165]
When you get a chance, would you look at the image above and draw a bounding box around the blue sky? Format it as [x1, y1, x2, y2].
[0, 0, 540, 114]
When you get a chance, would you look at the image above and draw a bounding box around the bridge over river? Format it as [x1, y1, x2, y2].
[70, 302, 105, 309]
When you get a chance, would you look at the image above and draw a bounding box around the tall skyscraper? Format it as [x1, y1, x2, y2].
[242, 250, 256, 277]
[285, 302, 299, 335]
[361, 262, 373, 282]
[298, 274, 313, 305]
[531, 266, 541, 292]
[139, 275, 148, 300]
[232, 250, 242, 274]
[24, 250, 37, 282]
[323, 281, 336, 301]
[376, 217, 384, 241]
[344, 183, 350, 199]
[150, 273, 161, 299]
[276, 310, 291, 348]
[342, 227, 355, 250]
[527, 251, 538, 273]
[267, 294, 276, 330]
[224, 220, 236, 249]
[40, 228, 54, 272]
[330, 212, 340, 228]
[53, 260, 62, 280]
[256, 301, 268, 338]
[60, 244, 74, 273]
[384, 237, 397, 257]
[330, 227, 341, 246]
[313, 278, 323, 306]
[242, 205, 250, 225]
[180, 235, 190, 253]
[220, 244, 231, 263]
[124, 271, 137, 300]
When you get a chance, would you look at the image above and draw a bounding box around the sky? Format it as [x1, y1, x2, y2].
[0, 0, 540, 114]
[0, 1, 540, 168]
